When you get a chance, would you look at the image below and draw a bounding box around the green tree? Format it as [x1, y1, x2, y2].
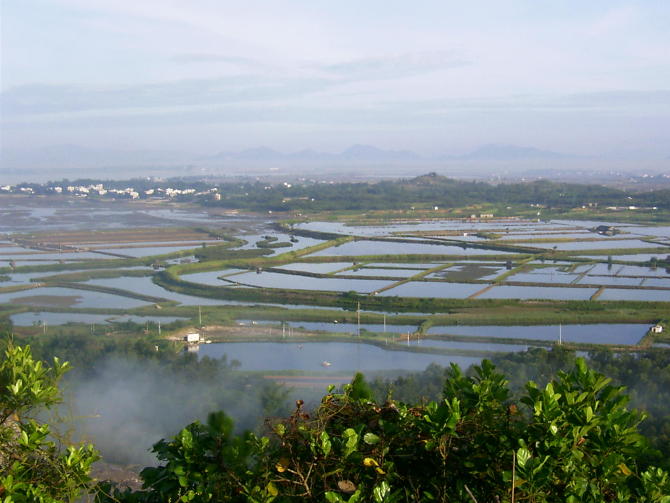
[0, 342, 99, 502]
[98, 359, 670, 502]
[347, 372, 373, 401]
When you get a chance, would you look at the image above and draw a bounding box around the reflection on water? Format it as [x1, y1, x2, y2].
[426, 323, 646, 345]
[198, 341, 481, 372]
[0, 287, 149, 309]
[379, 281, 484, 298]
[479, 285, 595, 300]
[10, 311, 186, 326]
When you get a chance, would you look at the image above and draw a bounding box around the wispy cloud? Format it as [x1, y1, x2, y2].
[170, 54, 261, 66]
[0, 76, 334, 116]
[317, 51, 470, 81]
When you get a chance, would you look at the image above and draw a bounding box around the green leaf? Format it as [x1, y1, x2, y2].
[373, 481, 391, 503]
[325, 491, 344, 503]
[321, 431, 332, 457]
[363, 433, 380, 445]
[584, 406, 594, 423]
[343, 428, 359, 458]
[516, 447, 531, 469]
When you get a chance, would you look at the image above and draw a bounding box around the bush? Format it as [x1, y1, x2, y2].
[99, 359, 670, 502]
[0, 343, 99, 502]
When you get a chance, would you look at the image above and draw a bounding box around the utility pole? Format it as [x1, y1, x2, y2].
[158, 321, 161, 337]
[198, 306, 202, 327]
[357, 302, 360, 337]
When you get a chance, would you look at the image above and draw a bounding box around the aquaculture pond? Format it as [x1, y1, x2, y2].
[419, 339, 530, 353]
[577, 276, 643, 286]
[498, 232, 595, 240]
[277, 262, 352, 274]
[89, 245, 203, 257]
[597, 289, 670, 302]
[478, 285, 596, 300]
[309, 240, 513, 257]
[237, 320, 420, 335]
[0, 199, 265, 233]
[363, 262, 443, 269]
[617, 265, 670, 277]
[10, 311, 187, 326]
[339, 268, 420, 278]
[379, 281, 484, 298]
[505, 271, 579, 284]
[180, 269, 245, 286]
[0, 287, 150, 309]
[84, 276, 269, 306]
[577, 254, 668, 262]
[428, 264, 506, 281]
[295, 219, 571, 238]
[236, 234, 324, 253]
[425, 323, 647, 345]
[197, 341, 482, 372]
[641, 278, 670, 288]
[530, 239, 665, 251]
[229, 271, 392, 293]
[0, 251, 109, 261]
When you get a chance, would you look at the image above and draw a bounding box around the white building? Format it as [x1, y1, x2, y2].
[184, 332, 201, 343]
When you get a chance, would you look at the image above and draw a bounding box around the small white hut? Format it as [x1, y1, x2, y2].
[184, 332, 201, 343]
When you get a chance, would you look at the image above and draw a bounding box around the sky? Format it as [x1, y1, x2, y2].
[1, 0, 669, 158]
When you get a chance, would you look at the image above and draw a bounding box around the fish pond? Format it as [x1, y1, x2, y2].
[425, 323, 647, 345]
[197, 341, 482, 372]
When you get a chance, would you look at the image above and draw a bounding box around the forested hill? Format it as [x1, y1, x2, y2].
[19, 173, 670, 211]
[204, 173, 661, 211]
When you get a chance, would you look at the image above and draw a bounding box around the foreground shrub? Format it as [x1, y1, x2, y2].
[99, 359, 670, 502]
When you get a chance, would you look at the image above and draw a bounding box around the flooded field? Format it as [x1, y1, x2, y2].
[478, 285, 596, 300]
[379, 281, 484, 298]
[308, 240, 514, 257]
[181, 269, 245, 286]
[425, 324, 647, 345]
[339, 267, 419, 278]
[420, 339, 530, 352]
[429, 264, 506, 281]
[230, 271, 392, 293]
[278, 262, 352, 274]
[10, 311, 187, 326]
[2, 200, 669, 367]
[597, 289, 670, 302]
[531, 239, 666, 251]
[0, 287, 151, 309]
[238, 320, 420, 335]
[197, 341, 482, 372]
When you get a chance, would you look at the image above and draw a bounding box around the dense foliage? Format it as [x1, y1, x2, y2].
[96, 359, 670, 502]
[0, 344, 98, 502]
[373, 347, 670, 471]
[18, 174, 670, 211]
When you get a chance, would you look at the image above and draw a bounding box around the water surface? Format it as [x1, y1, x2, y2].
[198, 341, 482, 372]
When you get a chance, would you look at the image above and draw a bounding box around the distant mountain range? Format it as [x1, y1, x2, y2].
[207, 143, 573, 162]
[207, 144, 422, 162]
[1, 143, 590, 170]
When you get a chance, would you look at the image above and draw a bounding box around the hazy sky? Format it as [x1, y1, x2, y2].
[2, 0, 669, 156]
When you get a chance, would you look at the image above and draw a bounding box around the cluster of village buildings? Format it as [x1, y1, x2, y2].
[0, 183, 221, 201]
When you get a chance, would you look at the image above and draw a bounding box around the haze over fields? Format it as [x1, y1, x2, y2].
[1, 1, 669, 179]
